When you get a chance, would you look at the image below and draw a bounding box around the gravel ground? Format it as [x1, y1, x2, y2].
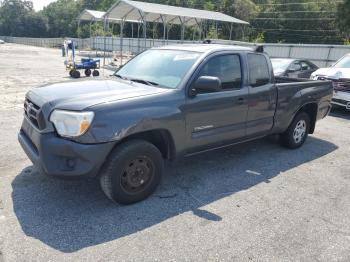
[0, 43, 350, 262]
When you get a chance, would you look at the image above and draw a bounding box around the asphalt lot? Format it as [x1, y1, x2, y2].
[0, 43, 350, 262]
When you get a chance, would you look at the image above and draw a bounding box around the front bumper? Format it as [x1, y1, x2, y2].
[18, 117, 115, 178]
[332, 91, 350, 110]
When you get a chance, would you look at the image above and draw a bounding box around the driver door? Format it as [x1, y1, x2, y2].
[183, 53, 249, 154]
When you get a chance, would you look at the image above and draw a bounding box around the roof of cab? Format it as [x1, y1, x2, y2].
[154, 44, 254, 53]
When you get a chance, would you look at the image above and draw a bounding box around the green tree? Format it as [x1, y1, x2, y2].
[336, 0, 350, 41]
[42, 0, 81, 37]
[0, 0, 47, 37]
[251, 0, 342, 44]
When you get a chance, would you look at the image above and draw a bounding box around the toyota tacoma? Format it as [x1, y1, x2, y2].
[18, 44, 333, 204]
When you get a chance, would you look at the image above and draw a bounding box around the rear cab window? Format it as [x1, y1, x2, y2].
[247, 53, 271, 87]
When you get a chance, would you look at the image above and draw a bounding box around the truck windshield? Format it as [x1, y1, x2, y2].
[333, 55, 350, 68]
[115, 49, 201, 89]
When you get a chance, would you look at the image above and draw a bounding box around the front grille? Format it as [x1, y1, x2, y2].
[24, 99, 46, 130]
[332, 98, 348, 105]
[332, 80, 350, 92]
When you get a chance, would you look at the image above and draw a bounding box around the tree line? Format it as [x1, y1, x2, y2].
[0, 0, 349, 44]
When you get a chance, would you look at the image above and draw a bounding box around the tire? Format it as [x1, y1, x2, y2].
[72, 70, 80, 79]
[93, 70, 100, 77]
[280, 112, 310, 149]
[85, 69, 92, 77]
[69, 69, 74, 77]
[99, 139, 164, 205]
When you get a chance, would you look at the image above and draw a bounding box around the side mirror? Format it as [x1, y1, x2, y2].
[192, 76, 222, 95]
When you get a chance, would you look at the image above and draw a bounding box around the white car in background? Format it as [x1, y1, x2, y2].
[0, 40, 5, 44]
[311, 54, 350, 110]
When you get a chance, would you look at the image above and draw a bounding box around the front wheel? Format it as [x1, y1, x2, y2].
[99, 140, 164, 205]
[280, 112, 310, 149]
[71, 70, 80, 79]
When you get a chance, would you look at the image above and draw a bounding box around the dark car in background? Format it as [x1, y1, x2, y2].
[271, 58, 319, 79]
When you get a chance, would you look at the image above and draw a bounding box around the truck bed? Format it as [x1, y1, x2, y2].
[272, 77, 333, 134]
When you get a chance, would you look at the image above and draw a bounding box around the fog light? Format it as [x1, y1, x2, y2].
[66, 158, 76, 169]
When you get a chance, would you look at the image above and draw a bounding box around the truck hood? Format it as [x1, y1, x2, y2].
[311, 67, 350, 80]
[27, 79, 170, 111]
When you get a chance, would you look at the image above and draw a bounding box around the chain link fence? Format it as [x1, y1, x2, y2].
[0, 36, 91, 50]
[1, 36, 350, 67]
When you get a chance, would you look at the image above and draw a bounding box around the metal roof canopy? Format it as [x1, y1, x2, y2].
[100, 0, 249, 66]
[78, 10, 106, 22]
[78, 9, 140, 23]
[77, 8, 141, 47]
[104, 0, 249, 26]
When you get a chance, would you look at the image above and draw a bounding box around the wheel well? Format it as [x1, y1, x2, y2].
[119, 129, 176, 160]
[298, 103, 318, 134]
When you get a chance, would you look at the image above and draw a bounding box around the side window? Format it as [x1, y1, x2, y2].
[289, 62, 302, 72]
[247, 54, 270, 87]
[198, 54, 242, 90]
[301, 61, 311, 70]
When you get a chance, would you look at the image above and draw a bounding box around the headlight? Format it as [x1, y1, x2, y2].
[50, 110, 94, 138]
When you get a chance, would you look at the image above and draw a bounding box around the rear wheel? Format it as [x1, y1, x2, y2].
[93, 70, 100, 77]
[100, 140, 164, 205]
[280, 112, 310, 149]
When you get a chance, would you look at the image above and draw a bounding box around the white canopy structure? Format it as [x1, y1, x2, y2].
[78, 9, 140, 23]
[104, 0, 249, 41]
[104, 0, 249, 26]
[77, 1, 250, 65]
[78, 10, 106, 22]
[77, 9, 141, 44]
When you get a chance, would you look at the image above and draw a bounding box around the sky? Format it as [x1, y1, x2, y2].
[32, 0, 57, 11]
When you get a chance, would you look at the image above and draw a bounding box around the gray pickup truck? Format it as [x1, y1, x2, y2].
[18, 44, 333, 204]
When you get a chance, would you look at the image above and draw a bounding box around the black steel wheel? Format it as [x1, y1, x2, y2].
[85, 69, 92, 77]
[93, 70, 100, 77]
[120, 156, 155, 194]
[99, 139, 164, 205]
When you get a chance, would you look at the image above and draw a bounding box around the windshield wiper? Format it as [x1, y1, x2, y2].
[114, 74, 159, 87]
[129, 78, 159, 86]
[114, 74, 127, 80]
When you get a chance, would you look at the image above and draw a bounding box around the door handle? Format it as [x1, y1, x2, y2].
[237, 97, 245, 104]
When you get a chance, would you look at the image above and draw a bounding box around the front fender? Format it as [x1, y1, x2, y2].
[74, 106, 185, 150]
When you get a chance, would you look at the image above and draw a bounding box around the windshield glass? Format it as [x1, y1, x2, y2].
[333, 55, 350, 68]
[116, 49, 201, 89]
[271, 59, 292, 72]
